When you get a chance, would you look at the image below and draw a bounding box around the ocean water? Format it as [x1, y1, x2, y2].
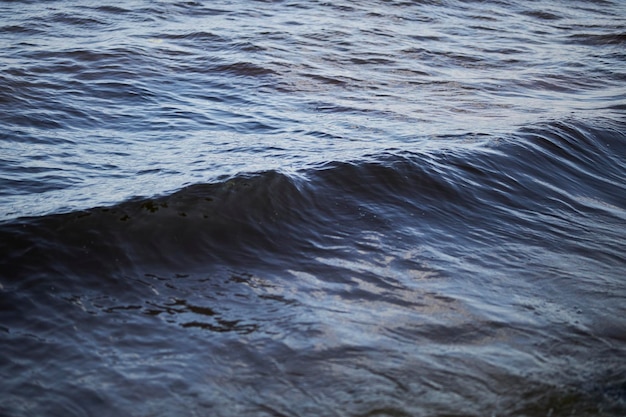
[1, 1, 625, 416]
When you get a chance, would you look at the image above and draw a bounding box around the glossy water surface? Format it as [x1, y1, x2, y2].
[1, 1, 625, 416]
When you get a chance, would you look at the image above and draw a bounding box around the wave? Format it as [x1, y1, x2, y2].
[2, 118, 625, 417]
[2, 118, 624, 282]
[3, 1, 626, 414]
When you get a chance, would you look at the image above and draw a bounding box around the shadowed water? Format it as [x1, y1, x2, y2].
[1, 1, 625, 416]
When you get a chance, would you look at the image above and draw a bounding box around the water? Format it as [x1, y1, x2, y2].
[1, 1, 625, 416]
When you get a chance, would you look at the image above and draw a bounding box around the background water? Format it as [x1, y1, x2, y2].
[1, 1, 625, 416]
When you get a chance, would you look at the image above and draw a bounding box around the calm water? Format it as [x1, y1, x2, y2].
[1, 1, 625, 416]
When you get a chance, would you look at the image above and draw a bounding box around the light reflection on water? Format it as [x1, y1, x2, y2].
[1, 0, 625, 416]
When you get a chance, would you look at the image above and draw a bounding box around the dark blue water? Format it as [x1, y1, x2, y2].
[1, 1, 625, 416]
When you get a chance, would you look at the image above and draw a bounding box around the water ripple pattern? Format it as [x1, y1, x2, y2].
[1, 1, 625, 416]
[1, 0, 624, 218]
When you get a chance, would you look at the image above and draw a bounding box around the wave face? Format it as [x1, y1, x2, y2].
[1, 0, 626, 416]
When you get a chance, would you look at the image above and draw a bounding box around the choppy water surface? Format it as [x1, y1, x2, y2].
[1, 1, 625, 416]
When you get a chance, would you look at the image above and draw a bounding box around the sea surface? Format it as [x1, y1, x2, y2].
[1, 1, 625, 416]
